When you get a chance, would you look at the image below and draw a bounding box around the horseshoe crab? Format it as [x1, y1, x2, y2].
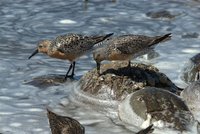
[119, 87, 196, 132]
[181, 80, 200, 123]
[79, 62, 182, 101]
[69, 62, 198, 132]
[181, 53, 200, 84]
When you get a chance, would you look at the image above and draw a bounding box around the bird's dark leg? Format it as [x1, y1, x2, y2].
[128, 60, 131, 68]
[96, 62, 101, 76]
[197, 71, 200, 81]
[70, 61, 76, 78]
[65, 63, 73, 80]
[127, 60, 132, 73]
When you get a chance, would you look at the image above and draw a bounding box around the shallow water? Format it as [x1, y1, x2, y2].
[1, 0, 200, 133]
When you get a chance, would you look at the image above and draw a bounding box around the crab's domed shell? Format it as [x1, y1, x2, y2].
[119, 87, 195, 131]
[80, 62, 181, 101]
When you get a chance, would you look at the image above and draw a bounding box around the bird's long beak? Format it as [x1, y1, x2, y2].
[28, 49, 38, 59]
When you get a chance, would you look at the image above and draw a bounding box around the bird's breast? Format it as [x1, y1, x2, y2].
[49, 50, 77, 61]
[108, 52, 131, 61]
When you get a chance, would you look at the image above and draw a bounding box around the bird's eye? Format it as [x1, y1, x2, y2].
[38, 45, 42, 48]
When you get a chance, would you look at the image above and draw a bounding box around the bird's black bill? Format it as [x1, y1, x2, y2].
[103, 33, 114, 40]
[28, 49, 38, 59]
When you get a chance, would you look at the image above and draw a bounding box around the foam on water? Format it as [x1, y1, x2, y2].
[69, 82, 119, 118]
[59, 19, 77, 24]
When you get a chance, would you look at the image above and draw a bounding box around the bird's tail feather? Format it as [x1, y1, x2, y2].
[92, 33, 114, 50]
[149, 33, 172, 47]
[92, 33, 114, 43]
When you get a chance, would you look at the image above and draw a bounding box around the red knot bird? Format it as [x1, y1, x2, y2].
[93, 33, 171, 75]
[47, 108, 85, 134]
[28, 33, 113, 79]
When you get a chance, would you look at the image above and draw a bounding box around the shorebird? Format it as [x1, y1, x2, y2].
[93, 33, 171, 75]
[28, 33, 113, 79]
[47, 108, 85, 134]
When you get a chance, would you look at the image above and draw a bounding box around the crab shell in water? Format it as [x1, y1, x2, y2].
[181, 80, 200, 122]
[118, 87, 197, 132]
[79, 62, 182, 102]
[181, 53, 200, 84]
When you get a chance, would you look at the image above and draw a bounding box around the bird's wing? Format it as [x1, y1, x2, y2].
[56, 33, 113, 54]
[55, 34, 85, 54]
[114, 35, 153, 54]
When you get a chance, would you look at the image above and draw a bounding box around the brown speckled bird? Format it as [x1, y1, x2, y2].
[47, 108, 85, 134]
[93, 33, 171, 75]
[28, 33, 113, 79]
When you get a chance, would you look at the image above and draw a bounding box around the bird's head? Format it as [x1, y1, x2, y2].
[93, 48, 107, 63]
[28, 40, 51, 59]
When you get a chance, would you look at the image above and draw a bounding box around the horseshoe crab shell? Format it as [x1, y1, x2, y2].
[79, 62, 182, 101]
[119, 87, 196, 132]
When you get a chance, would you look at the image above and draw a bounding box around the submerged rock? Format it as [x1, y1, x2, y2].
[80, 62, 181, 101]
[181, 32, 199, 39]
[119, 87, 196, 131]
[47, 108, 85, 134]
[24, 74, 75, 88]
[146, 10, 176, 19]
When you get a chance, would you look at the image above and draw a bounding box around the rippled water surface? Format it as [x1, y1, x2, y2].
[1, 0, 200, 133]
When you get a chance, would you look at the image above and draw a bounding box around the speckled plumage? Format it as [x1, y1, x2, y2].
[47, 109, 85, 134]
[93, 33, 171, 75]
[45, 33, 112, 61]
[29, 33, 113, 79]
